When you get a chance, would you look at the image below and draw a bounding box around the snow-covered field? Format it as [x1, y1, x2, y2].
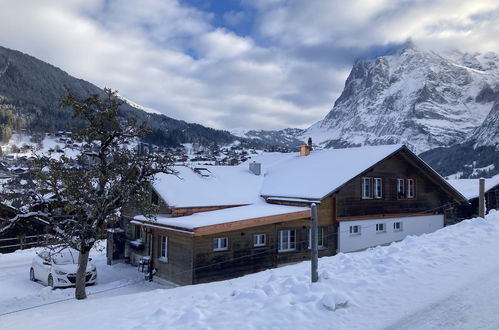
[2, 211, 499, 329]
[0, 242, 169, 317]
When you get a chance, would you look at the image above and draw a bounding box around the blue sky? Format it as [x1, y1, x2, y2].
[0, 0, 498, 130]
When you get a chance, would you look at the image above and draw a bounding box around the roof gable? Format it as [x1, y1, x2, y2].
[260, 144, 404, 199]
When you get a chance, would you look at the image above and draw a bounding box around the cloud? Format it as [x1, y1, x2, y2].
[0, 0, 498, 131]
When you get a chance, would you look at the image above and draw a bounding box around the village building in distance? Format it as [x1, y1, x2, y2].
[107, 144, 468, 285]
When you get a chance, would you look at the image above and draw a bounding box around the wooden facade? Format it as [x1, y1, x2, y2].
[119, 146, 467, 285]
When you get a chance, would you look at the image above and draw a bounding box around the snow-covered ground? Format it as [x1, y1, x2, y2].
[0, 242, 169, 316]
[2, 211, 499, 329]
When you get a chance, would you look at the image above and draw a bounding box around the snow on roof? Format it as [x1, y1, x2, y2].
[447, 176, 499, 200]
[261, 144, 404, 199]
[134, 202, 309, 230]
[154, 152, 300, 208]
[153, 165, 265, 208]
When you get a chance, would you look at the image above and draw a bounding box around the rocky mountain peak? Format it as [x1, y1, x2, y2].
[303, 44, 499, 153]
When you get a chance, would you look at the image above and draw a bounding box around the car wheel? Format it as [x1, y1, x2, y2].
[30, 268, 36, 281]
[48, 274, 55, 289]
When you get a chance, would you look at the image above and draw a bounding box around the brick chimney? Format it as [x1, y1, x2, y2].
[300, 145, 311, 156]
[300, 137, 313, 156]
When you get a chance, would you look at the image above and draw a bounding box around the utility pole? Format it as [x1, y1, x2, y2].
[479, 178, 485, 218]
[311, 203, 318, 283]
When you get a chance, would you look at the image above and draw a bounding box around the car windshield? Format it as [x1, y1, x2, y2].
[51, 249, 79, 265]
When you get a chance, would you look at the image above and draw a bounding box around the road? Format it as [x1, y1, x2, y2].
[0, 247, 172, 316]
[385, 267, 499, 330]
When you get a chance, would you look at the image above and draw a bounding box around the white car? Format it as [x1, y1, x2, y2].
[30, 248, 97, 288]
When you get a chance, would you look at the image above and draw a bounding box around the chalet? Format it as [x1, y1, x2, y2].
[447, 177, 499, 221]
[113, 144, 467, 285]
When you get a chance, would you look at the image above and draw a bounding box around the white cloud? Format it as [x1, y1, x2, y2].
[0, 0, 498, 131]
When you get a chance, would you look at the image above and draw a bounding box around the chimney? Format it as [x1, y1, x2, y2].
[249, 161, 261, 175]
[300, 137, 313, 156]
[300, 145, 311, 156]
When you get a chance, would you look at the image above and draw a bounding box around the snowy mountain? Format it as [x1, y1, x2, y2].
[302, 42, 499, 154]
[0, 45, 239, 148]
[230, 128, 304, 149]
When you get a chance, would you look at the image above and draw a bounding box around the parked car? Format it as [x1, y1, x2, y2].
[30, 248, 97, 288]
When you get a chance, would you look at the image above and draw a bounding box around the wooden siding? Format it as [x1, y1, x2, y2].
[191, 218, 336, 284]
[151, 228, 194, 285]
[334, 151, 456, 219]
[170, 204, 248, 217]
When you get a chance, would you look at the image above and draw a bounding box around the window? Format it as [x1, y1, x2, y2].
[278, 229, 296, 252]
[213, 237, 228, 251]
[397, 179, 405, 199]
[393, 222, 403, 232]
[374, 178, 383, 199]
[349, 225, 361, 236]
[151, 190, 159, 206]
[376, 223, 386, 233]
[253, 234, 266, 247]
[132, 224, 141, 240]
[407, 179, 415, 198]
[362, 177, 372, 199]
[159, 235, 168, 261]
[308, 227, 325, 249]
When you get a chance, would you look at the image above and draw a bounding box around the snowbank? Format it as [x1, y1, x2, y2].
[2, 211, 499, 329]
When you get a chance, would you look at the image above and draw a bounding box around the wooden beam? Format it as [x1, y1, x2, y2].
[193, 210, 311, 236]
[337, 212, 438, 222]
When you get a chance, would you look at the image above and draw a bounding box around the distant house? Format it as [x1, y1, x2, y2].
[447, 177, 499, 221]
[112, 145, 467, 285]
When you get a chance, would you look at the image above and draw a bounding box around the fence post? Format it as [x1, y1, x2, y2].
[479, 178, 485, 218]
[311, 203, 318, 283]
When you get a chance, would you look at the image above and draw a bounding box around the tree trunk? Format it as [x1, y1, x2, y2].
[75, 249, 90, 300]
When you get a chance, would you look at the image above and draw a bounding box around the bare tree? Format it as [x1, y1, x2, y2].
[0, 89, 174, 299]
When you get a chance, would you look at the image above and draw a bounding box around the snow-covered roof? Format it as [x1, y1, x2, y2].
[260, 144, 404, 199]
[153, 165, 264, 208]
[153, 153, 296, 208]
[447, 176, 499, 200]
[134, 202, 309, 231]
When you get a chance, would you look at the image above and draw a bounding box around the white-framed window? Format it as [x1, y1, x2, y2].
[374, 178, 383, 199]
[159, 235, 168, 261]
[407, 179, 415, 198]
[253, 234, 266, 247]
[362, 177, 372, 199]
[397, 179, 405, 199]
[278, 229, 296, 252]
[393, 222, 403, 232]
[213, 237, 228, 251]
[376, 223, 386, 233]
[349, 225, 361, 236]
[308, 227, 325, 249]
